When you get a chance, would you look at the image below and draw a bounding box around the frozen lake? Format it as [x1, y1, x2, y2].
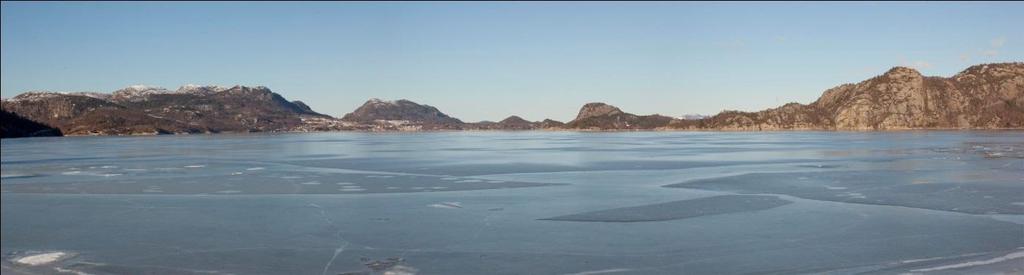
[2, 131, 1022, 274]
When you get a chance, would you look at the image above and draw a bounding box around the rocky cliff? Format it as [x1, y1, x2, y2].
[671, 62, 1024, 130]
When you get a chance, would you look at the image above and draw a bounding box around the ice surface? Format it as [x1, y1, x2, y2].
[0, 168, 559, 195]
[2, 132, 1022, 274]
[541, 195, 791, 222]
[910, 250, 1024, 272]
[666, 170, 1024, 214]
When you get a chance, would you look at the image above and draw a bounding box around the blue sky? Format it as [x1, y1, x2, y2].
[2, 2, 1021, 121]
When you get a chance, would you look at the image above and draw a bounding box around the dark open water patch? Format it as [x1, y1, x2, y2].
[540, 195, 792, 222]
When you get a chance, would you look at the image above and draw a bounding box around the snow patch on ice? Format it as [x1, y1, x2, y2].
[13, 252, 68, 266]
[1, 173, 35, 179]
[428, 202, 463, 209]
[54, 267, 92, 275]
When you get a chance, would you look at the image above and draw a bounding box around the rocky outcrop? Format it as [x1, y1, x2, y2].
[574, 103, 624, 120]
[1, 85, 327, 135]
[493, 116, 538, 130]
[817, 63, 1024, 129]
[340, 99, 463, 130]
[467, 115, 546, 130]
[0, 109, 62, 138]
[669, 103, 831, 130]
[671, 63, 1024, 130]
[566, 102, 673, 130]
[539, 119, 566, 128]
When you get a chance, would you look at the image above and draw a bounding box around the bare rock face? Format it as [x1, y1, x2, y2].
[567, 102, 673, 130]
[672, 62, 1024, 130]
[815, 63, 1023, 129]
[574, 103, 624, 120]
[1, 85, 327, 135]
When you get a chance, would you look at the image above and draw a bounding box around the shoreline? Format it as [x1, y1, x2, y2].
[4, 127, 1024, 139]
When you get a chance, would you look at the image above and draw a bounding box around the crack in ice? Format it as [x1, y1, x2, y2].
[308, 203, 351, 275]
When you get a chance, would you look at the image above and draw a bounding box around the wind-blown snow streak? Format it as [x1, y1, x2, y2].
[563, 268, 633, 275]
[910, 250, 1024, 272]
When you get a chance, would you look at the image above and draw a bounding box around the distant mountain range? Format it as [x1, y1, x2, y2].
[2, 85, 326, 136]
[2, 63, 1022, 138]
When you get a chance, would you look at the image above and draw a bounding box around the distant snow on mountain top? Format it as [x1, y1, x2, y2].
[6, 91, 109, 102]
[679, 114, 707, 120]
